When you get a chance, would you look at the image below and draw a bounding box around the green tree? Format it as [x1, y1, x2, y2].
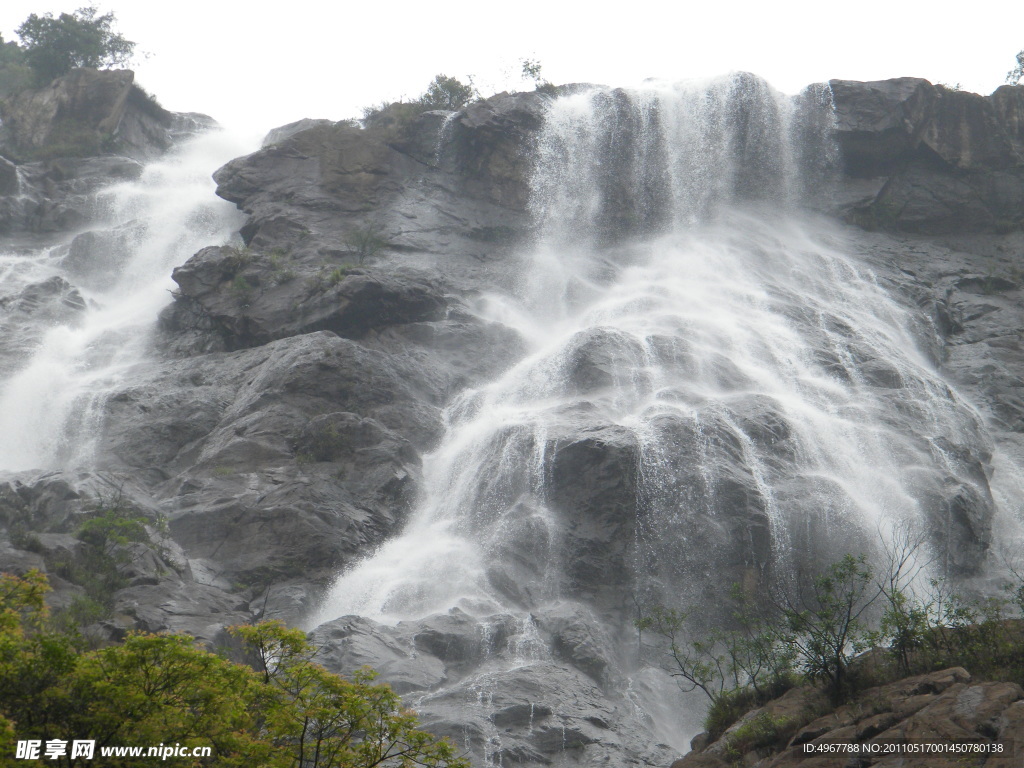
[0, 571, 82, 743]
[639, 555, 882, 717]
[232, 621, 467, 768]
[774, 554, 880, 704]
[637, 584, 799, 737]
[521, 58, 543, 83]
[419, 74, 476, 111]
[0, 34, 25, 67]
[0, 33, 33, 98]
[1008, 50, 1024, 85]
[0, 572, 467, 768]
[344, 224, 390, 265]
[636, 601, 793, 705]
[1007, 52, 1024, 84]
[16, 6, 135, 82]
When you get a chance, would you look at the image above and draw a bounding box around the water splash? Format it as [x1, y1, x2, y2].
[0, 130, 251, 471]
[433, 111, 460, 166]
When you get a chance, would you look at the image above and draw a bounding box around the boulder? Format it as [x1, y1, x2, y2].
[535, 601, 615, 683]
[312, 616, 448, 693]
[205, 91, 543, 268]
[60, 223, 146, 289]
[165, 245, 448, 349]
[262, 118, 336, 148]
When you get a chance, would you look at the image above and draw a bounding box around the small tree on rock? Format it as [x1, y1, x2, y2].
[420, 74, 476, 111]
[16, 6, 135, 82]
[1008, 51, 1024, 85]
[773, 554, 881, 704]
[344, 223, 390, 264]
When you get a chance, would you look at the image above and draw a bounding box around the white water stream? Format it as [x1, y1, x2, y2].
[0, 131, 251, 472]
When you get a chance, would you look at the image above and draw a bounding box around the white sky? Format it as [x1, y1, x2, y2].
[2, 1, 1021, 136]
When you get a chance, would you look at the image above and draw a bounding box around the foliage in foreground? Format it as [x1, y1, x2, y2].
[638, 545, 1024, 737]
[0, 571, 466, 767]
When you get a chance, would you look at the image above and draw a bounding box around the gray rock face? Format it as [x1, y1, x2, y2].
[0, 69, 212, 237]
[831, 78, 1024, 232]
[309, 604, 674, 767]
[548, 424, 641, 604]
[852, 227, 1024, 566]
[163, 245, 449, 350]
[0, 68, 173, 161]
[95, 330, 444, 586]
[0, 154, 145, 235]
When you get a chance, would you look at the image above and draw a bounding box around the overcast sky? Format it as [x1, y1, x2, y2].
[3, 1, 1021, 135]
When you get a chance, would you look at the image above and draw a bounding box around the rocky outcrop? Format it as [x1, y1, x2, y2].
[831, 78, 1024, 233]
[673, 668, 1024, 767]
[0, 68, 213, 235]
[0, 68, 174, 161]
[310, 602, 673, 767]
[148, 82, 1024, 768]
[163, 245, 449, 350]
[208, 100, 536, 268]
[98, 330, 446, 578]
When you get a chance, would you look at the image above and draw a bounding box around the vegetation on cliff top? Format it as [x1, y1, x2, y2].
[361, 73, 478, 127]
[361, 59, 554, 127]
[1, 6, 135, 86]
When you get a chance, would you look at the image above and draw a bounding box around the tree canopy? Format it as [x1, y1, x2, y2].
[0, 570, 467, 767]
[419, 75, 476, 111]
[15, 6, 135, 82]
[1008, 50, 1024, 85]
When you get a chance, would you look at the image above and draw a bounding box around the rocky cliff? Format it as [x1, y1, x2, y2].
[0, 74, 1023, 767]
[833, 78, 1024, 232]
[0, 68, 213, 238]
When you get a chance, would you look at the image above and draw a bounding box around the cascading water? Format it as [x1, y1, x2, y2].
[308, 74, 1000, 765]
[0, 131, 250, 472]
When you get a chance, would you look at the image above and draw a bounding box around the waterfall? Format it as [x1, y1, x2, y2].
[313, 74, 988, 622]
[0, 130, 250, 472]
[308, 73, 1000, 763]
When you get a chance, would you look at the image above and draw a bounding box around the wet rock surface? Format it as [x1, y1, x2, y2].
[1, 68, 175, 162]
